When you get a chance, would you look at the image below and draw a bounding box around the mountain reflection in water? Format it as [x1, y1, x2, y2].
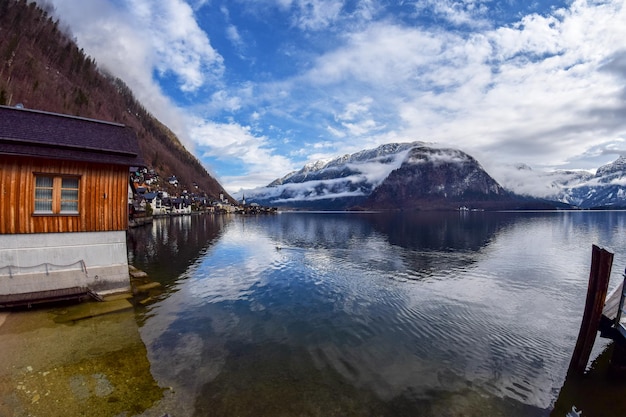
[126, 211, 626, 417]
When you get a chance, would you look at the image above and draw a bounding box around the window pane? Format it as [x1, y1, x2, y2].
[61, 189, 78, 200]
[60, 178, 79, 213]
[60, 201, 78, 212]
[62, 178, 79, 189]
[34, 176, 54, 213]
[35, 199, 53, 212]
[35, 188, 53, 200]
[36, 176, 53, 187]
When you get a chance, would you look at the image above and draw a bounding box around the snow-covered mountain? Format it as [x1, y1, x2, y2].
[268, 142, 419, 188]
[364, 146, 509, 210]
[244, 142, 420, 209]
[241, 142, 563, 210]
[497, 156, 626, 209]
[553, 156, 626, 208]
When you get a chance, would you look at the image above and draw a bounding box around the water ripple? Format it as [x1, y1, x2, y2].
[131, 212, 626, 417]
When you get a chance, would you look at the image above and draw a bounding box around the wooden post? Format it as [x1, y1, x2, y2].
[568, 245, 614, 375]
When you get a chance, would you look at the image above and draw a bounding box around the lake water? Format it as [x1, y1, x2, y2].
[123, 211, 626, 417]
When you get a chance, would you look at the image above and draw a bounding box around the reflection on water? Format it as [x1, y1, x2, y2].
[551, 344, 626, 417]
[127, 214, 229, 285]
[5, 211, 623, 416]
[124, 211, 626, 417]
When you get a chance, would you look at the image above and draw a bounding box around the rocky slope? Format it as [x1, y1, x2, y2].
[363, 146, 509, 210]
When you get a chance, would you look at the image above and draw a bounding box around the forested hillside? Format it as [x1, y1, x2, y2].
[0, 0, 230, 200]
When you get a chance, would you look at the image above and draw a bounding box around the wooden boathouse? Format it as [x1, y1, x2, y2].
[0, 105, 142, 305]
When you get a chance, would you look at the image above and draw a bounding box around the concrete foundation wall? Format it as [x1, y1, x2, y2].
[0, 231, 130, 295]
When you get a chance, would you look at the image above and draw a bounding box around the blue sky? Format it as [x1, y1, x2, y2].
[43, 0, 626, 194]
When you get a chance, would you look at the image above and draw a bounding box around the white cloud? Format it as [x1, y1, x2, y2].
[337, 97, 373, 121]
[41, 0, 626, 193]
[260, 0, 353, 30]
[348, 150, 410, 185]
[313, 141, 334, 149]
[45, 0, 224, 148]
[332, 98, 384, 137]
[412, 0, 492, 29]
[43, 0, 186, 146]
[226, 25, 243, 48]
[485, 164, 570, 198]
[297, 0, 625, 170]
[189, 119, 296, 191]
[341, 119, 382, 136]
[244, 175, 370, 203]
[210, 90, 242, 113]
[131, 0, 224, 92]
[242, 148, 412, 202]
[327, 125, 347, 138]
[190, 0, 211, 10]
[221, 5, 246, 54]
[293, 0, 345, 30]
[304, 23, 448, 86]
[237, 0, 623, 198]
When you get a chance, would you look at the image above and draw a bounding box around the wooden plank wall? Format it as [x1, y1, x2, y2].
[0, 155, 129, 234]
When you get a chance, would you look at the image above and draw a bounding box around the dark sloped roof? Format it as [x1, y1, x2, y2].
[0, 105, 143, 166]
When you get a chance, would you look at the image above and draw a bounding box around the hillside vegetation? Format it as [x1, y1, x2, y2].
[0, 0, 230, 200]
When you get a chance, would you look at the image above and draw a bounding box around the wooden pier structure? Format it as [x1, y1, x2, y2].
[569, 245, 626, 376]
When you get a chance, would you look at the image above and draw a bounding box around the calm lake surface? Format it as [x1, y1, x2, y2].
[125, 211, 626, 417]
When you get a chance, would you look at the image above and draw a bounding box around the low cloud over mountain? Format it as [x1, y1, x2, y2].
[543, 157, 626, 209]
[239, 142, 576, 211]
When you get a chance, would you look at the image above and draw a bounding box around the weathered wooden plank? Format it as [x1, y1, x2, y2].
[12, 157, 21, 233]
[602, 280, 623, 322]
[568, 245, 614, 375]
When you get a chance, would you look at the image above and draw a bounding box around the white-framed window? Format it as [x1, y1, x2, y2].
[34, 174, 80, 215]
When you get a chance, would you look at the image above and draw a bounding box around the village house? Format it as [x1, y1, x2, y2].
[142, 191, 168, 216]
[0, 105, 142, 304]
